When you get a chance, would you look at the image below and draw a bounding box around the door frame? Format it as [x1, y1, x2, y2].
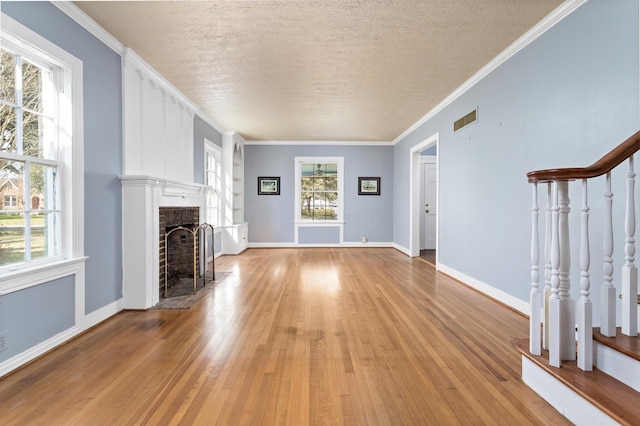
[409, 132, 439, 259]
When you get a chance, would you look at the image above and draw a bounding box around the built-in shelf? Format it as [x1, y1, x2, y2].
[222, 132, 248, 255]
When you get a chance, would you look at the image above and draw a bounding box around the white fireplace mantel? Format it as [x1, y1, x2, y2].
[120, 175, 208, 309]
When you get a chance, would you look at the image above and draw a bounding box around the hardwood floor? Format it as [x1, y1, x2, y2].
[0, 248, 569, 425]
[418, 249, 436, 265]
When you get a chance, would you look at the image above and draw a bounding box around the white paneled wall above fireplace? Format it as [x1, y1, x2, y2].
[122, 49, 197, 183]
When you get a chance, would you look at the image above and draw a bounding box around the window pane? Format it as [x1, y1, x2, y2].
[324, 163, 337, 176]
[30, 163, 56, 210]
[23, 110, 49, 158]
[301, 163, 314, 177]
[22, 58, 44, 113]
[0, 159, 24, 210]
[314, 177, 326, 191]
[312, 163, 326, 177]
[325, 175, 337, 191]
[0, 49, 16, 104]
[0, 103, 17, 154]
[30, 211, 58, 260]
[301, 176, 314, 191]
[0, 213, 25, 266]
[301, 192, 313, 219]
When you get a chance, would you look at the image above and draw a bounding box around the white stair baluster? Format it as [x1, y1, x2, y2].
[549, 180, 561, 367]
[543, 182, 552, 350]
[622, 156, 638, 336]
[530, 182, 541, 355]
[602, 172, 617, 337]
[577, 179, 593, 371]
[557, 180, 575, 361]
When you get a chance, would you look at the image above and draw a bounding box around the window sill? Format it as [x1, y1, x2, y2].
[0, 256, 88, 296]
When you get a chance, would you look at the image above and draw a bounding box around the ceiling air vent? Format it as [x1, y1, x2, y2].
[453, 108, 477, 132]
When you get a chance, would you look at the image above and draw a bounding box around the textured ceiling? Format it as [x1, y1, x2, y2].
[74, 1, 565, 142]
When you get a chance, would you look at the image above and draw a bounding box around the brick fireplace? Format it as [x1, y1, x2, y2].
[159, 207, 199, 298]
[120, 176, 208, 309]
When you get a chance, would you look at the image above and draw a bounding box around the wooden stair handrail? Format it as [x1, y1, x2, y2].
[527, 131, 640, 183]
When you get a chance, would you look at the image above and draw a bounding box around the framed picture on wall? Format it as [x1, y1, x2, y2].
[258, 177, 280, 195]
[358, 177, 380, 195]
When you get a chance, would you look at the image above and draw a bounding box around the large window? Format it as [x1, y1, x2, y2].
[295, 157, 344, 222]
[0, 14, 82, 277]
[205, 140, 222, 226]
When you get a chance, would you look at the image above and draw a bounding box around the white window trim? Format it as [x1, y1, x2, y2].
[294, 156, 344, 244]
[0, 13, 85, 292]
[204, 138, 222, 230]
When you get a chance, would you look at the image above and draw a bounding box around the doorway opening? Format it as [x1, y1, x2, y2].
[419, 153, 437, 265]
[409, 133, 439, 266]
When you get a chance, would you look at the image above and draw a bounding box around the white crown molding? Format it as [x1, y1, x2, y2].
[54, 1, 230, 135]
[52, 1, 125, 55]
[245, 140, 394, 146]
[392, 0, 587, 145]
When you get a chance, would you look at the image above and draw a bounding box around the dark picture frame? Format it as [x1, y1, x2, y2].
[358, 177, 380, 195]
[258, 176, 280, 195]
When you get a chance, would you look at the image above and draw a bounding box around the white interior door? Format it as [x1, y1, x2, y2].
[423, 159, 437, 250]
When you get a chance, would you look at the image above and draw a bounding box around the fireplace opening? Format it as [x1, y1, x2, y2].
[159, 207, 214, 299]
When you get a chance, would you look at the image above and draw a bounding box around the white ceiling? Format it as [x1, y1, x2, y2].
[74, 1, 565, 142]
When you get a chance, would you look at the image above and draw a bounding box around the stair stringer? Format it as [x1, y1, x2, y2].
[521, 356, 618, 426]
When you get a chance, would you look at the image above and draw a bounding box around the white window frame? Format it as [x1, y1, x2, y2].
[294, 156, 344, 244]
[0, 14, 84, 293]
[204, 139, 222, 228]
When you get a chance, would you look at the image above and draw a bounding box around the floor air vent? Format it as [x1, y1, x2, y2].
[454, 108, 477, 132]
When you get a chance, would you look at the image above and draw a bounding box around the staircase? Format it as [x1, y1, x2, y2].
[521, 131, 640, 425]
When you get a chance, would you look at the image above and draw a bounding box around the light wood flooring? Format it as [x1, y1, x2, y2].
[0, 248, 569, 425]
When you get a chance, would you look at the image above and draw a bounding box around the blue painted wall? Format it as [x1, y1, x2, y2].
[393, 0, 639, 312]
[2, 2, 123, 326]
[299, 227, 341, 244]
[245, 144, 394, 244]
[193, 114, 223, 185]
[193, 114, 224, 256]
[0, 277, 75, 362]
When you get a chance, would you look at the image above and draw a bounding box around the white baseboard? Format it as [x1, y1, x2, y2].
[247, 242, 395, 249]
[393, 243, 411, 256]
[438, 264, 529, 316]
[248, 242, 301, 248]
[0, 298, 124, 378]
[81, 298, 123, 330]
[0, 327, 79, 378]
[341, 242, 394, 248]
[521, 356, 617, 426]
